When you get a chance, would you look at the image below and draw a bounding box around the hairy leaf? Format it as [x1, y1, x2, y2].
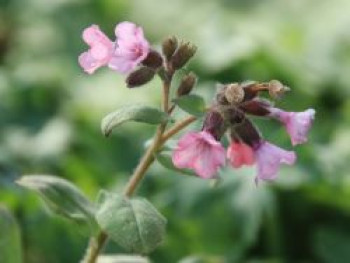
[101, 105, 169, 137]
[17, 175, 96, 226]
[95, 192, 166, 254]
[172, 94, 206, 117]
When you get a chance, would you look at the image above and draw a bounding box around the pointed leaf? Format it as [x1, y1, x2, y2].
[101, 105, 169, 137]
[0, 206, 22, 263]
[95, 192, 166, 254]
[156, 152, 196, 176]
[172, 94, 206, 117]
[17, 175, 96, 226]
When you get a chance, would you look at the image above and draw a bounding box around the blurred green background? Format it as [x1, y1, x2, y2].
[1, 0, 350, 262]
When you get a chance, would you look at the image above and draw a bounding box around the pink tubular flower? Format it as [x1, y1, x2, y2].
[108, 22, 150, 74]
[227, 142, 255, 168]
[79, 25, 114, 74]
[269, 108, 315, 146]
[254, 141, 296, 183]
[79, 22, 150, 75]
[172, 131, 226, 179]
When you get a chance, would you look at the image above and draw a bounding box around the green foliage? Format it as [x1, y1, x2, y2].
[95, 192, 167, 254]
[101, 105, 169, 137]
[172, 94, 206, 117]
[0, 206, 22, 263]
[1, 0, 350, 262]
[16, 175, 96, 229]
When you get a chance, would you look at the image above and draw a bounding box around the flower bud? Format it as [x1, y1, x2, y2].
[202, 110, 226, 140]
[268, 80, 290, 99]
[171, 42, 197, 70]
[224, 83, 245, 104]
[239, 98, 272, 116]
[224, 107, 245, 125]
[241, 81, 259, 101]
[126, 67, 155, 88]
[177, 72, 197, 97]
[162, 36, 178, 61]
[232, 119, 261, 147]
[142, 50, 163, 70]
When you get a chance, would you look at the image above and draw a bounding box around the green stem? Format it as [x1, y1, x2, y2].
[81, 69, 179, 263]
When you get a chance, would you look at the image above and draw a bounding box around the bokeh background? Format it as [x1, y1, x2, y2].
[1, 0, 350, 262]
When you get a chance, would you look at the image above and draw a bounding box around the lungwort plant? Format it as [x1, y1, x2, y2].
[17, 21, 315, 262]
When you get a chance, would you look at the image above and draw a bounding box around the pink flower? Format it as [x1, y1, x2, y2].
[227, 142, 255, 168]
[270, 108, 315, 146]
[79, 25, 114, 74]
[108, 22, 150, 74]
[172, 131, 226, 179]
[254, 141, 296, 183]
[79, 22, 150, 75]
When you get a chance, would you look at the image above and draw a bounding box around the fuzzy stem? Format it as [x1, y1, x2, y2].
[161, 116, 197, 143]
[81, 70, 177, 263]
[80, 232, 108, 263]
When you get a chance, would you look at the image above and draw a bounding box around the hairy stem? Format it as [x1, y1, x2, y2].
[81, 70, 176, 263]
[80, 232, 108, 263]
[161, 115, 196, 143]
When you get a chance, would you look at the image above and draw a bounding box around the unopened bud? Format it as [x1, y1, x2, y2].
[126, 67, 155, 88]
[241, 81, 259, 101]
[202, 110, 226, 140]
[142, 50, 163, 69]
[239, 99, 271, 116]
[268, 80, 290, 99]
[162, 36, 178, 61]
[171, 42, 197, 70]
[224, 107, 245, 125]
[224, 83, 244, 104]
[177, 72, 197, 97]
[232, 119, 261, 147]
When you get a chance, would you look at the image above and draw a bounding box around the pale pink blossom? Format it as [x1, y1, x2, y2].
[227, 142, 255, 168]
[79, 22, 150, 75]
[255, 141, 296, 183]
[269, 108, 315, 146]
[172, 131, 226, 179]
[79, 25, 114, 74]
[108, 22, 150, 74]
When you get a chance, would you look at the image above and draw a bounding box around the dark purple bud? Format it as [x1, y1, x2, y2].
[171, 42, 197, 70]
[239, 99, 272, 116]
[202, 110, 226, 140]
[162, 36, 178, 62]
[224, 107, 245, 125]
[142, 50, 163, 70]
[126, 67, 155, 88]
[241, 81, 259, 101]
[232, 118, 261, 147]
[177, 72, 197, 97]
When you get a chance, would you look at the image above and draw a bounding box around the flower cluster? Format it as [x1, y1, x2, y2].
[172, 81, 315, 183]
[79, 22, 150, 75]
[78, 21, 315, 184]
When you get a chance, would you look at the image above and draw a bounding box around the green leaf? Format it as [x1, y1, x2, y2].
[101, 105, 169, 137]
[16, 175, 96, 227]
[95, 192, 167, 254]
[0, 206, 22, 263]
[313, 227, 350, 263]
[172, 94, 206, 117]
[155, 152, 196, 176]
